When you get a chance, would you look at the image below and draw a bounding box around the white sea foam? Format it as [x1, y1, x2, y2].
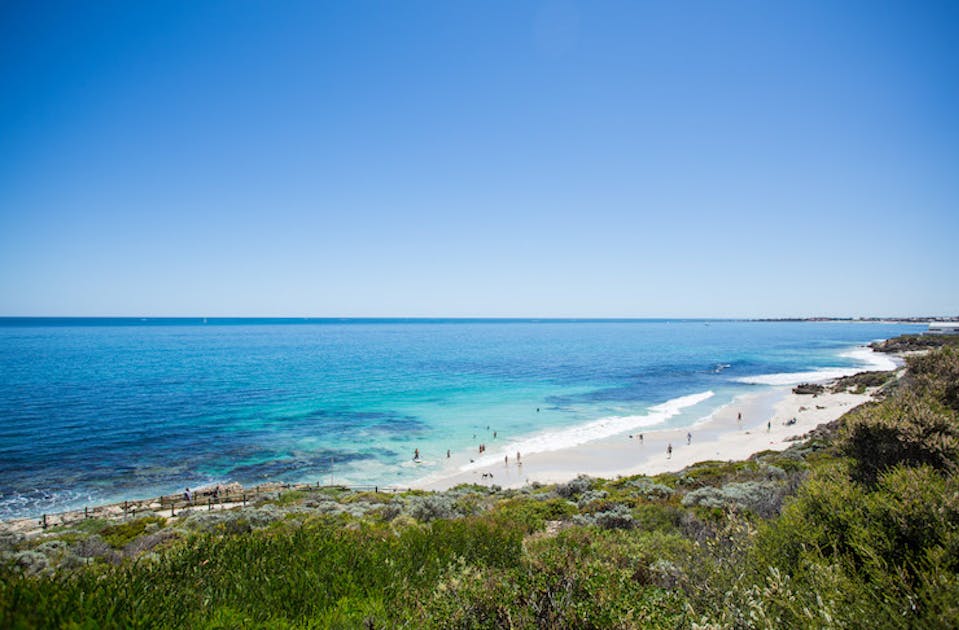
[735, 346, 899, 386]
[459, 390, 715, 472]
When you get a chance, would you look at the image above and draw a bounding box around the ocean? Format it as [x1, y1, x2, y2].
[0, 318, 922, 519]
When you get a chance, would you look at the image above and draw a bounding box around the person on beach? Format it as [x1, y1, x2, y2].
[446, 449, 451, 458]
[413, 448, 420, 461]
[504, 455, 508, 465]
[639, 433, 643, 443]
[184, 487, 192, 504]
[687, 432, 692, 445]
[516, 451, 521, 463]
[666, 443, 673, 459]
[493, 431, 497, 439]
[767, 420, 771, 432]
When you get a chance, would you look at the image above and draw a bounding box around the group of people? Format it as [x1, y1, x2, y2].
[413, 425, 512, 465]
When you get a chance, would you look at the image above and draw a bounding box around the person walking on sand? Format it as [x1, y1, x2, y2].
[767, 420, 771, 432]
[666, 443, 673, 459]
[687, 432, 692, 445]
[639, 433, 643, 443]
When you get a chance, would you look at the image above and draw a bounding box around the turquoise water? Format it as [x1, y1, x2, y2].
[0, 318, 922, 518]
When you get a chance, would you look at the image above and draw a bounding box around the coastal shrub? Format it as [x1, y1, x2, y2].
[633, 503, 683, 534]
[858, 465, 959, 578]
[591, 503, 636, 530]
[0, 515, 525, 628]
[99, 515, 166, 548]
[677, 460, 759, 487]
[425, 528, 688, 628]
[626, 477, 674, 500]
[490, 497, 577, 532]
[406, 493, 462, 522]
[71, 534, 117, 563]
[554, 474, 594, 498]
[754, 450, 807, 474]
[758, 463, 787, 480]
[832, 370, 895, 393]
[572, 502, 639, 530]
[907, 347, 959, 411]
[681, 481, 786, 518]
[871, 334, 959, 354]
[793, 382, 825, 395]
[182, 505, 284, 534]
[0, 532, 22, 556]
[120, 529, 178, 559]
[841, 391, 959, 485]
[272, 489, 307, 506]
[576, 488, 609, 509]
[723, 462, 959, 629]
[10, 550, 48, 576]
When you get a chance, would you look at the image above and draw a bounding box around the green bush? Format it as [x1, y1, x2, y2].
[841, 391, 959, 485]
[908, 347, 959, 412]
[98, 515, 166, 549]
[0, 515, 524, 628]
[491, 497, 577, 533]
[425, 528, 689, 628]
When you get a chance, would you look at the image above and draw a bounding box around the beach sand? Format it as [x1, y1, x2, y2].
[412, 384, 874, 490]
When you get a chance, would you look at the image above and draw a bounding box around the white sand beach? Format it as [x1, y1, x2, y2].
[413, 383, 876, 491]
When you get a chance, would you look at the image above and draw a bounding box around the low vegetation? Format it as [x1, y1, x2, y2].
[2, 341, 958, 628]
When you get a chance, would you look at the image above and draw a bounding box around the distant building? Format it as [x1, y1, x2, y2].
[927, 323, 959, 335]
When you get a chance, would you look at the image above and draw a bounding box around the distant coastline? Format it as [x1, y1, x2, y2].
[0, 315, 955, 327]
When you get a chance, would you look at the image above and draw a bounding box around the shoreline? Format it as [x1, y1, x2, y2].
[411, 384, 873, 491]
[409, 345, 903, 490]
[411, 346, 901, 491]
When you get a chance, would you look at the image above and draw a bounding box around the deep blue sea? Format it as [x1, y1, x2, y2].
[0, 318, 923, 519]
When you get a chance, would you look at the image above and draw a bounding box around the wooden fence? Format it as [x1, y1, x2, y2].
[35, 482, 410, 531]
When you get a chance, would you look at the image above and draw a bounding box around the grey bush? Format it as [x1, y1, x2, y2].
[406, 494, 461, 522]
[13, 550, 48, 576]
[122, 530, 178, 558]
[555, 475, 594, 498]
[182, 504, 284, 533]
[574, 503, 635, 530]
[576, 489, 608, 508]
[628, 477, 675, 499]
[681, 481, 786, 517]
[0, 531, 23, 554]
[73, 534, 115, 560]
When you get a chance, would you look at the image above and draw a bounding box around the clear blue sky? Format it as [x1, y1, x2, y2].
[1, 1, 956, 318]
